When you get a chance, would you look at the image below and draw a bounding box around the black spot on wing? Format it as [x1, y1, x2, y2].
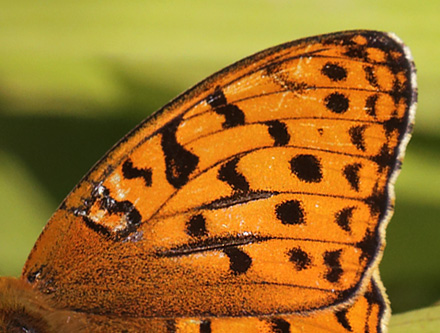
[321, 62, 347, 81]
[275, 200, 306, 225]
[343, 163, 362, 192]
[364, 65, 380, 88]
[356, 230, 378, 262]
[324, 92, 349, 113]
[186, 214, 208, 238]
[161, 118, 199, 189]
[390, 75, 408, 104]
[122, 159, 152, 187]
[266, 120, 290, 146]
[218, 157, 249, 192]
[343, 43, 369, 61]
[365, 94, 378, 117]
[223, 247, 252, 275]
[206, 87, 245, 128]
[364, 184, 387, 218]
[335, 207, 355, 233]
[371, 144, 394, 173]
[349, 125, 367, 152]
[335, 308, 353, 332]
[323, 250, 343, 283]
[290, 154, 323, 183]
[383, 115, 406, 136]
[287, 247, 312, 271]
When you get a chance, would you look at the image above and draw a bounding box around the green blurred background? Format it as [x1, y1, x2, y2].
[0, 0, 439, 316]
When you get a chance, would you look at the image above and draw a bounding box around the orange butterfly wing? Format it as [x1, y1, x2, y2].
[1, 30, 415, 332]
[0, 273, 389, 332]
[169, 272, 390, 333]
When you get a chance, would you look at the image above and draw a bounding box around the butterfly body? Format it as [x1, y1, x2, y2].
[0, 30, 416, 332]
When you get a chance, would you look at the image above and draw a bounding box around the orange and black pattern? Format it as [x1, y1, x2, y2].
[0, 30, 416, 332]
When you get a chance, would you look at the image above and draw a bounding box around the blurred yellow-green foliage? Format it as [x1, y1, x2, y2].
[0, 0, 439, 317]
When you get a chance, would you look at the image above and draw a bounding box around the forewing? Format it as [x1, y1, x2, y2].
[22, 30, 415, 319]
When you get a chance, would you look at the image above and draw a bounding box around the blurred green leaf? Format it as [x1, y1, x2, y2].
[389, 304, 440, 332]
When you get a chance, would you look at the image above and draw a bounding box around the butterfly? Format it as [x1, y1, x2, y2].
[0, 30, 416, 332]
